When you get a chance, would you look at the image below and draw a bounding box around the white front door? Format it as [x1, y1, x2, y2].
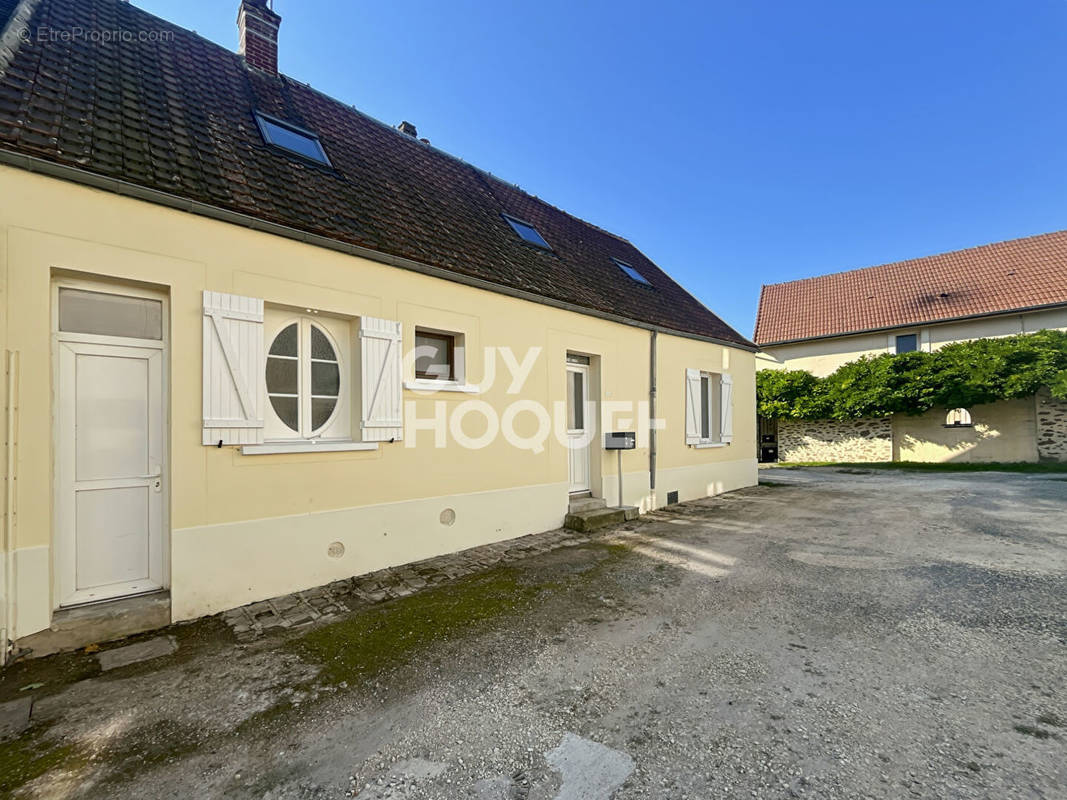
[55, 285, 167, 607]
[567, 363, 591, 493]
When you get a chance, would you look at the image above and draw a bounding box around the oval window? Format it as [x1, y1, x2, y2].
[266, 323, 299, 432]
[265, 320, 342, 436]
[309, 325, 340, 432]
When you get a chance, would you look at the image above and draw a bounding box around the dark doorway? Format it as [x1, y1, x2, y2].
[758, 417, 778, 463]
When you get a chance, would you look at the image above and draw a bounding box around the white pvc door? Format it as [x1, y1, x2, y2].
[567, 364, 591, 493]
[55, 286, 166, 607]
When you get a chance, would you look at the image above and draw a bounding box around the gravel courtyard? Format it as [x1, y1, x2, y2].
[2, 468, 1065, 799]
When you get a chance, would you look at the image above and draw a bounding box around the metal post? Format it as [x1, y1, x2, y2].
[617, 448, 624, 508]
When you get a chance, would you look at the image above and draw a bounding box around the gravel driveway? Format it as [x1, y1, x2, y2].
[3, 468, 1065, 798]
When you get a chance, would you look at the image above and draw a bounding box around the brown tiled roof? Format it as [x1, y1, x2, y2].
[755, 230, 1067, 346]
[0, 0, 751, 347]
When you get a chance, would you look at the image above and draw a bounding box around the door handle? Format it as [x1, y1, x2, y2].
[139, 469, 163, 492]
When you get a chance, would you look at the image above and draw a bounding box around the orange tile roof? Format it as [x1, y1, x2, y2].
[755, 230, 1067, 345]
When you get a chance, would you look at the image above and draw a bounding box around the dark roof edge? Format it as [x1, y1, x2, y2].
[756, 302, 1067, 348]
[0, 148, 756, 351]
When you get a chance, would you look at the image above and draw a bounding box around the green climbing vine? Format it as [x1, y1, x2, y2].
[757, 329, 1067, 420]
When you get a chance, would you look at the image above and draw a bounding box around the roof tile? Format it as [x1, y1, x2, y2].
[755, 230, 1067, 345]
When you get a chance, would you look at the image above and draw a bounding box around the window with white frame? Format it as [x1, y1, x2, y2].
[264, 310, 351, 441]
[685, 368, 734, 447]
[202, 291, 405, 449]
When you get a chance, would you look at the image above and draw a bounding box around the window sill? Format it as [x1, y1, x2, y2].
[241, 441, 379, 455]
[404, 379, 479, 394]
[693, 441, 729, 449]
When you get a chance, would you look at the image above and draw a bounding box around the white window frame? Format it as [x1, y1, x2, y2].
[687, 368, 730, 448]
[889, 331, 920, 354]
[697, 371, 724, 448]
[262, 310, 352, 443]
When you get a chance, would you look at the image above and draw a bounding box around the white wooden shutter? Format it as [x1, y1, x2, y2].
[719, 373, 734, 444]
[685, 368, 702, 445]
[360, 316, 403, 442]
[203, 291, 265, 446]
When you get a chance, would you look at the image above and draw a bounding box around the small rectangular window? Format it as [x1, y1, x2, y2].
[895, 334, 918, 353]
[415, 331, 455, 381]
[59, 288, 162, 340]
[613, 258, 652, 286]
[503, 214, 552, 250]
[255, 113, 331, 166]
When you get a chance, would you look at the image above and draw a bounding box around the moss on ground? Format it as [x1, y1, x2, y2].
[0, 724, 85, 795]
[290, 543, 635, 688]
[289, 568, 554, 686]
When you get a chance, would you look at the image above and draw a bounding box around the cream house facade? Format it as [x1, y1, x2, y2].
[0, 0, 757, 660]
[755, 231, 1067, 464]
[758, 306, 1067, 379]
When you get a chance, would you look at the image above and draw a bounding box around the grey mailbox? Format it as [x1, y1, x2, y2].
[605, 431, 636, 450]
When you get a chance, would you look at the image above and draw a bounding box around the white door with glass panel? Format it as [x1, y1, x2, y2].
[566, 360, 591, 493]
[55, 285, 167, 607]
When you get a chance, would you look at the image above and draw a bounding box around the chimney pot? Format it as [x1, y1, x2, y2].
[397, 121, 418, 137]
[238, 0, 281, 74]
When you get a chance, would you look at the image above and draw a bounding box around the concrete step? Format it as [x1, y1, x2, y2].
[15, 591, 171, 659]
[565, 506, 627, 532]
[569, 495, 608, 514]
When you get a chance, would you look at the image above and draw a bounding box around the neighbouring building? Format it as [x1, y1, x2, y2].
[0, 0, 757, 659]
[755, 230, 1067, 464]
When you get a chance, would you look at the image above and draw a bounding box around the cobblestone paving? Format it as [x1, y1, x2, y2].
[220, 527, 599, 641]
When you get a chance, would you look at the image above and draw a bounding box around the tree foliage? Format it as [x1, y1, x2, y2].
[757, 330, 1067, 420]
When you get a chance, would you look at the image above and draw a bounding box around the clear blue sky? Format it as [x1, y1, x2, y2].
[137, 0, 1067, 337]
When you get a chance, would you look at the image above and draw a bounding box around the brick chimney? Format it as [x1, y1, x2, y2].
[238, 0, 281, 74]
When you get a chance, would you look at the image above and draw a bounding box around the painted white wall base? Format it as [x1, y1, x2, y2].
[653, 458, 758, 508]
[600, 458, 757, 512]
[5, 545, 51, 639]
[171, 481, 570, 620]
[11, 463, 756, 640]
[600, 469, 653, 511]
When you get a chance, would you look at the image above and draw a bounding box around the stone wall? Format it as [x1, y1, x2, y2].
[1036, 388, 1067, 462]
[778, 418, 892, 463]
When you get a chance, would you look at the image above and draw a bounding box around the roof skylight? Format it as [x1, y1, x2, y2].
[255, 112, 331, 166]
[613, 258, 652, 286]
[503, 214, 551, 250]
